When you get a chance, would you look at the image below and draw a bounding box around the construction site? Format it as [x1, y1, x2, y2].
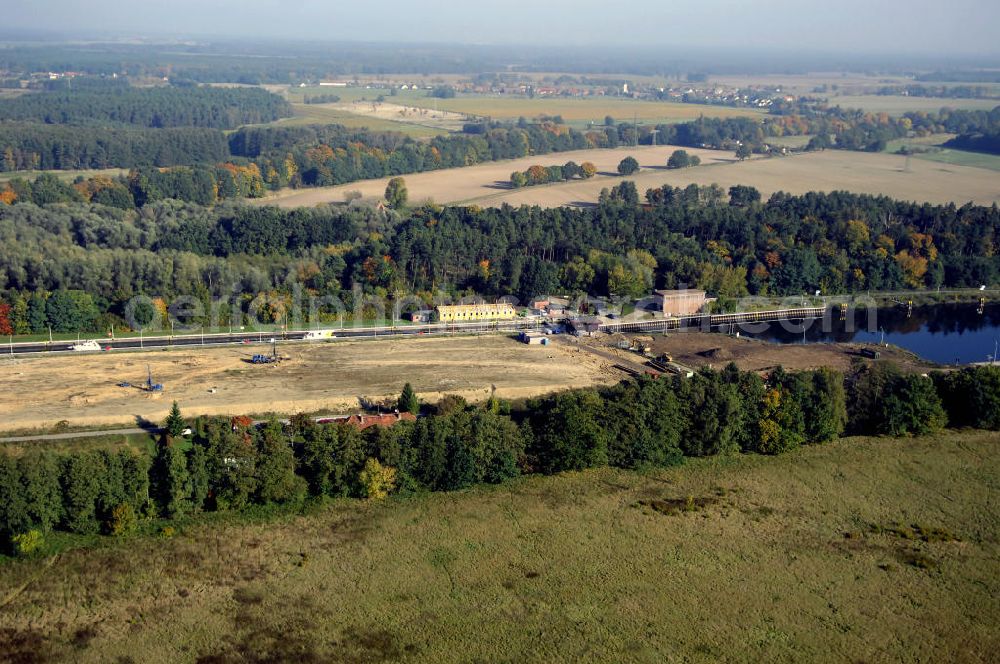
[0, 335, 611, 434]
[0, 328, 938, 436]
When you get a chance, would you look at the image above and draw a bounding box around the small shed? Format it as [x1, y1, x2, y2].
[408, 309, 435, 323]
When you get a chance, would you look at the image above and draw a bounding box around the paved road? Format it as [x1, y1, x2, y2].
[2, 321, 542, 357]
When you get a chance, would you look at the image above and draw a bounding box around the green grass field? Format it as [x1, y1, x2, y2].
[1, 429, 996, 663]
[827, 94, 1000, 115]
[913, 148, 1000, 172]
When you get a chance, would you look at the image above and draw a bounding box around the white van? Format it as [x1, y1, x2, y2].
[69, 340, 102, 352]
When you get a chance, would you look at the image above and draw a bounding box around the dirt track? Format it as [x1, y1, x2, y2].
[256, 146, 1000, 209]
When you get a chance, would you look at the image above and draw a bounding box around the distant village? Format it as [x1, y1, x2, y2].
[306, 75, 793, 109]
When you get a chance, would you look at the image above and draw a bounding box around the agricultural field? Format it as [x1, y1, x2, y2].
[319, 100, 468, 133]
[485, 149, 1000, 208]
[248, 102, 446, 138]
[255, 144, 737, 208]
[825, 94, 1000, 114]
[283, 85, 764, 125]
[912, 148, 1000, 173]
[0, 428, 995, 662]
[257, 144, 1000, 209]
[0, 335, 611, 433]
[390, 93, 766, 125]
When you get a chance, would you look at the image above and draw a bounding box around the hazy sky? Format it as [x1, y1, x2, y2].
[6, 0, 1000, 56]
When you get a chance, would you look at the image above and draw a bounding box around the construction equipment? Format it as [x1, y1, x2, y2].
[145, 364, 163, 392]
[250, 339, 280, 364]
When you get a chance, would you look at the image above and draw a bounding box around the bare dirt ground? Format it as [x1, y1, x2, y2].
[583, 331, 935, 374]
[0, 331, 939, 433]
[257, 146, 1000, 209]
[327, 100, 470, 132]
[253, 145, 738, 208]
[0, 336, 611, 433]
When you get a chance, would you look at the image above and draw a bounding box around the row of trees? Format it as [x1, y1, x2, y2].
[3, 362, 998, 555]
[509, 161, 596, 188]
[629, 106, 999, 155]
[0, 164, 267, 210]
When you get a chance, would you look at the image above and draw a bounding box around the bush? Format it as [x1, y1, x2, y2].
[105, 502, 137, 536]
[934, 366, 1000, 430]
[12, 530, 43, 556]
[359, 458, 397, 500]
[879, 374, 947, 436]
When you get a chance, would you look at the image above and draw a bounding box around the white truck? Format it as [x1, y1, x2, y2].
[69, 340, 102, 352]
[303, 330, 337, 341]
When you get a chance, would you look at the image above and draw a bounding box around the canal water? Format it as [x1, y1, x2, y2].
[730, 303, 1000, 365]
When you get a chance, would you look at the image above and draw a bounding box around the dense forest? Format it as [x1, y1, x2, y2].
[0, 83, 289, 170]
[1, 361, 998, 555]
[0, 188, 997, 334]
[945, 131, 1000, 155]
[0, 85, 291, 128]
[0, 123, 230, 170]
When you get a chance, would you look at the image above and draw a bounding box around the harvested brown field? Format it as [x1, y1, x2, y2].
[0, 429, 995, 662]
[0, 335, 611, 433]
[486, 149, 1000, 208]
[257, 146, 1000, 210]
[254, 145, 747, 208]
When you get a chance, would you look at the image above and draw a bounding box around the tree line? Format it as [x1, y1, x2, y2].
[0, 85, 291, 129]
[509, 161, 597, 188]
[1, 187, 998, 333]
[0, 163, 267, 211]
[2, 362, 998, 555]
[633, 105, 1000, 154]
[0, 123, 230, 171]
